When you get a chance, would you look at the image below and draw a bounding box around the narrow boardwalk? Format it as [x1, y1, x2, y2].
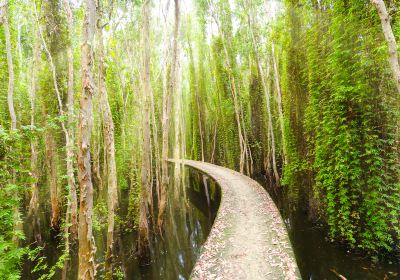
[171, 160, 301, 280]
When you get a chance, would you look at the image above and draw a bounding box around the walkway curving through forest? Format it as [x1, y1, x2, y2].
[170, 160, 301, 280]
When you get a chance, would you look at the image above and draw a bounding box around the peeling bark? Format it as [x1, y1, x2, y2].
[96, 1, 118, 276]
[62, 0, 77, 277]
[64, 0, 78, 241]
[78, 0, 97, 278]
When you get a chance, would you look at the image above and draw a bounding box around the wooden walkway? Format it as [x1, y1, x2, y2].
[170, 160, 301, 280]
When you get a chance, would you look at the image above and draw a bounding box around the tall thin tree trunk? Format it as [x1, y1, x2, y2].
[45, 132, 61, 230]
[371, 0, 400, 94]
[248, 17, 280, 185]
[139, 0, 151, 257]
[371, 0, 400, 160]
[151, 2, 170, 209]
[178, 69, 187, 189]
[159, 0, 180, 231]
[173, 66, 183, 200]
[33, 0, 72, 231]
[78, 0, 97, 278]
[187, 41, 204, 161]
[265, 115, 272, 180]
[28, 27, 40, 217]
[195, 85, 205, 162]
[97, 1, 119, 276]
[2, 2, 21, 244]
[63, 0, 78, 241]
[238, 93, 253, 175]
[150, 84, 161, 212]
[265, 61, 280, 186]
[16, 19, 22, 71]
[3, 6, 16, 131]
[210, 121, 218, 163]
[227, 61, 246, 174]
[189, 41, 205, 162]
[92, 115, 103, 194]
[62, 1, 77, 278]
[271, 45, 288, 165]
[213, 16, 250, 174]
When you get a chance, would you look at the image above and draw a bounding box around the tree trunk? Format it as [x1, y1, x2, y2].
[265, 61, 280, 186]
[248, 17, 280, 186]
[195, 81, 205, 162]
[271, 45, 288, 165]
[2, 2, 21, 244]
[45, 131, 61, 230]
[159, 0, 180, 231]
[139, 0, 151, 258]
[3, 6, 16, 131]
[371, 0, 400, 94]
[28, 27, 40, 217]
[62, 0, 77, 277]
[150, 80, 161, 214]
[96, 1, 119, 276]
[173, 66, 183, 200]
[63, 0, 78, 241]
[226, 56, 247, 174]
[33, 0, 73, 232]
[210, 121, 218, 163]
[188, 41, 205, 162]
[212, 14, 251, 175]
[78, 0, 97, 278]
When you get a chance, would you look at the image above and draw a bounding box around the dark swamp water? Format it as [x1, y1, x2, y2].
[261, 178, 400, 280]
[22, 167, 220, 280]
[21, 166, 400, 279]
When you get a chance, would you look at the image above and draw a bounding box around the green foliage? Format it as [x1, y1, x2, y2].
[209, 36, 240, 169]
[0, 219, 26, 280]
[27, 245, 67, 280]
[0, 127, 33, 279]
[126, 175, 141, 231]
[278, 0, 400, 254]
[2, 1, 400, 277]
[113, 268, 125, 280]
[248, 63, 266, 173]
[93, 201, 108, 232]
